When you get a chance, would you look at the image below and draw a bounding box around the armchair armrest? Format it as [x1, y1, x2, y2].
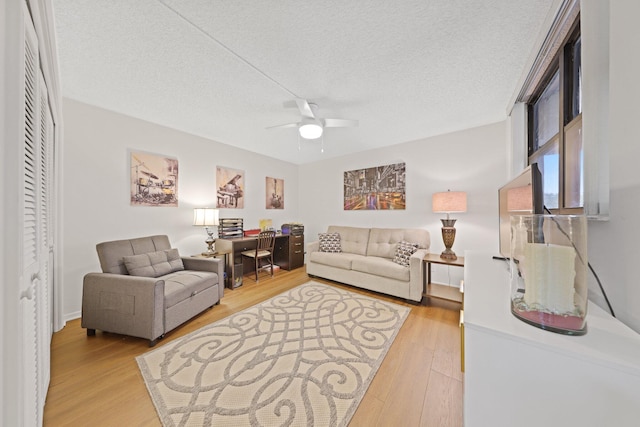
[307, 241, 320, 253]
[182, 257, 224, 299]
[81, 273, 165, 341]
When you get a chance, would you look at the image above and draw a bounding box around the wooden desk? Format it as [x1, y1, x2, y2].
[422, 253, 464, 303]
[216, 234, 304, 288]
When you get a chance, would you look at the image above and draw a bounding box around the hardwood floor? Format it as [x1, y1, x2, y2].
[44, 268, 463, 426]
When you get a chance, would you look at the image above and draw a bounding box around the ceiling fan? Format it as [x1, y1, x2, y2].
[268, 98, 358, 139]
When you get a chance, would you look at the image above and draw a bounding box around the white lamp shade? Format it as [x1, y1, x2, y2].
[432, 191, 467, 213]
[193, 208, 219, 226]
[299, 121, 323, 139]
[507, 185, 533, 212]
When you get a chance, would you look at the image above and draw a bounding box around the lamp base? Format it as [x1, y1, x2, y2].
[440, 221, 458, 260]
[440, 248, 458, 260]
[202, 237, 216, 256]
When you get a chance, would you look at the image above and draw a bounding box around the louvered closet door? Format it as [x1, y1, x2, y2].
[20, 4, 52, 425]
[37, 71, 54, 418]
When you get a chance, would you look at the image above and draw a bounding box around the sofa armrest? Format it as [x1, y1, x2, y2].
[408, 249, 428, 302]
[81, 273, 165, 340]
[182, 257, 224, 300]
[307, 241, 319, 254]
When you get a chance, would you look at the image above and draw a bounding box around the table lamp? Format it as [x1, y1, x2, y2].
[432, 190, 467, 260]
[193, 208, 219, 256]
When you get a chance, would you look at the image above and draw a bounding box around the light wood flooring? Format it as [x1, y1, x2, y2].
[44, 268, 463, 426]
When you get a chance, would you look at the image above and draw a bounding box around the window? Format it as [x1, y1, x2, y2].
[532, 70, 559, 151]
[527, 21, 582, 214]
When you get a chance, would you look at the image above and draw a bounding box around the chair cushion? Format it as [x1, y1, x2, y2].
[393, 241, 419, 267]
[124, 248, 185, 277]
[319, 232, 342, 253]
[241, 249, 271, 258]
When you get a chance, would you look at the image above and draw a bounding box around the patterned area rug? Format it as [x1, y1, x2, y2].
[136, 281, 410, 427]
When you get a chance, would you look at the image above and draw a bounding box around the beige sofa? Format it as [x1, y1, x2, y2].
[82, 235, 224, 346]
[306, 226, 430, 302]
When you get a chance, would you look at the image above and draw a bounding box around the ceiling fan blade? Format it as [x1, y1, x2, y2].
[266, 122, 299, 130]
[323, 118, 358, 128]
[294, 98, 316, 119]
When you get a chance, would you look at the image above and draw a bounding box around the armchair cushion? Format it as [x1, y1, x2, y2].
[124, 248, 185, 278]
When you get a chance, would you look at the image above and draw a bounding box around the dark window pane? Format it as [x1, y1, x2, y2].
[572, 37, 582, 118]
[533, 71, 560, 150]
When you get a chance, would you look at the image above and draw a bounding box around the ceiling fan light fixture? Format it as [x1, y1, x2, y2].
[299, 122, 323, 139]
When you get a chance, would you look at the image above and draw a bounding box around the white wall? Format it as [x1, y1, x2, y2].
[62, 99, 300, 320]
[586, 0, 640, 333]
[299, 121, 508, 287]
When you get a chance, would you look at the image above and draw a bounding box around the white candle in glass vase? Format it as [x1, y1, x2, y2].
[522, 243, 577, 313]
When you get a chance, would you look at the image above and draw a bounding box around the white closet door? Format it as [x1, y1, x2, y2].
[20, 3, 52, 424]
[37, 72, 53, 418]
[21, 7, 40, 424]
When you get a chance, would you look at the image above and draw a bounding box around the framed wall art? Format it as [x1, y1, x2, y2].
[344, 162, 405, 210]
[265, 176, 284, 209]
[216, 166, 244, 209]
[130, 150, 178, 207]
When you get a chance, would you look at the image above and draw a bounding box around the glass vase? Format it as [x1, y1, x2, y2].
[510, 214, 588, 335]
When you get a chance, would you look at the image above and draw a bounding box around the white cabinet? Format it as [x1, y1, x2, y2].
[463, 251, 640, 427]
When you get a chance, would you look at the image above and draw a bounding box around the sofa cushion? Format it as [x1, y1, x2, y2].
[124, 249, 185, 278]
[319, 232, 342, 253]
[367, 228, 429, 258]
[165, 248, 185, 271]
[163, 270, 218, 309]
[393, 241, 419, 267]
[96, 235, 172, 274]
[308, 251, 365, 270]
[327, 226, 370, 255]
[352, 256, 411, 282]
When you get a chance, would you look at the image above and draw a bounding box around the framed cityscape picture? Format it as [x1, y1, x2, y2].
[344, 162, 405, 210]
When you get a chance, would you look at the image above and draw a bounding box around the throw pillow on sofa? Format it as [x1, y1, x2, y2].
[393, 241, 419, 267]
[123, 248, 185, 277]
[318, 232, 342, 253]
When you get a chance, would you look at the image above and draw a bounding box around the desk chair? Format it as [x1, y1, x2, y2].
[241, 230, 276, 282]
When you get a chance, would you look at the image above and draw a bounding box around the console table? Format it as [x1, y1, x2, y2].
[216, 234, 304, 288]
[463, 251, 640, 426]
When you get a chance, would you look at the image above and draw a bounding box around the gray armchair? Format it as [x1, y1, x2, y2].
[81, 235, 224, 346]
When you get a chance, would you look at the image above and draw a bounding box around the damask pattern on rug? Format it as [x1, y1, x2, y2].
[137, 281, 409, 427]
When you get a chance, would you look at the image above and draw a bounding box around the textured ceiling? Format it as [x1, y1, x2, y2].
[53, 0, 558, 164]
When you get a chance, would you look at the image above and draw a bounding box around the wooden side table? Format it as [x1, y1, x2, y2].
[422, 253, 464, 303]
